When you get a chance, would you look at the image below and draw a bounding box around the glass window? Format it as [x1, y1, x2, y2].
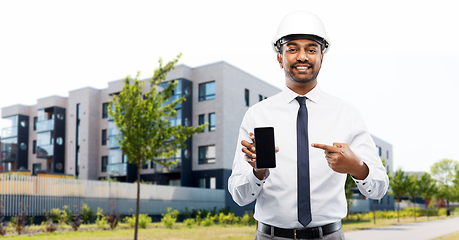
[33, 140, 37, 154]
[102, 102, 109, 119]
[210, 177, 216, 189]
[198, 145, 216, 164]
[245, 89, 250, 106]
[386, 150, 389, 159]
[101, 156, 108, 172]
[33, 117, 38, 131]
[101, 129, 107, 145]
[199, 178, 206, 188]
[376, 146, 382, 156]
[198, 114, 205, 132]
[142, 161, 148, 169]
[208, 113, 216, 131]
[259, 95, 263, 102]
[198, 81, 215, 101]
[169, 179, 181, 186]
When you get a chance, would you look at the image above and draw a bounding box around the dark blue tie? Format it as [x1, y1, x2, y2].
[296, 96, 312, 227]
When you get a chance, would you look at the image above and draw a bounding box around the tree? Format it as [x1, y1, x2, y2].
[405, 174, 419, 221]
[345, 174, 356, 220]
[417, 172, 437, 218]
[389, 168, 408, 222]
[431, 158, 459, 216]
[108, 54, 206, 240]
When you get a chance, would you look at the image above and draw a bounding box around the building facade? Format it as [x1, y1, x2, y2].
[1, 61, 280, 215]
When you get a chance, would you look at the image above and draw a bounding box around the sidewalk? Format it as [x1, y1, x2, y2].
[344, 217, 459, 240]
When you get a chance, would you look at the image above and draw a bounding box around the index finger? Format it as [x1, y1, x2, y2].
[311, 143, 340, 153]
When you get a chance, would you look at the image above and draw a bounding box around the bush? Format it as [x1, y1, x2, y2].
[202, 213, 217, 227]
[183, 218, 195, 228]
[124, 214, 152, 229]
[240, 213, 256, 226]
[81, 203, 96, 224]
[161, 208, 179, 228]
[50, 208, 61, 222]
[95, 208, 108, 229]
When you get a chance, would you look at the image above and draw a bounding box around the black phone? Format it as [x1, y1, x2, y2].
[254, 127, 276, 169]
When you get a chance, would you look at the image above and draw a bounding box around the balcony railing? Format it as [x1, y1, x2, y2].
[36, 144, 54, 158]
[154, 159, 181, 172]
[108, 135, 121, 149]
[0, 150, 17, 162]
[36, 119, 54, 132]
[107, 163, 127, 176]
[1, 126, 18, 138]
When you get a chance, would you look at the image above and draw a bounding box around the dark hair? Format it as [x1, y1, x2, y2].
[276, 34, 326, 53]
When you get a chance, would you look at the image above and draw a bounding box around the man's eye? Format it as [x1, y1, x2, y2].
[288, 48, 297, 52]
[308, 49, 317, 53]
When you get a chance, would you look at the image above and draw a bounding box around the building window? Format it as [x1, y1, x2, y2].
[101, 129, 107, 145]
[101, 156, 108, 172]
[376, 146, 382, 157]
[259, 95, 264, 102]
[32, 140, 37, 154]
[210, 177, 216, 189]
[198, 114, 205, 132]
[199, 145, 216, 164]
[102, 102, 109, 119]
[33, 117, 38, 131]
[245, 89, 250, 106]
[142, 161, 149, 169]
[198, 81, 215, 101]
[208, 113, 216, 131]
[169, 179, 181, 186]
[199, 178, 206, 188]
[386, 150, 389, 159]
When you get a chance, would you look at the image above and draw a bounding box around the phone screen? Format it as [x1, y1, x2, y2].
[254, 127, 276, 169]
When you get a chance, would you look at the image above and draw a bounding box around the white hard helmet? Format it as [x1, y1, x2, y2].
[272, 11, 330, 54]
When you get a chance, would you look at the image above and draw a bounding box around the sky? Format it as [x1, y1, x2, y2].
[1, 0, 458, 173]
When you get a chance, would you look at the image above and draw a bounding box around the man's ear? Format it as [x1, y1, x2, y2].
[277, 53, 283, 69]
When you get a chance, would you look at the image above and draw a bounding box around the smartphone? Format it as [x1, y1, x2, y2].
[254, 127, 276, 169]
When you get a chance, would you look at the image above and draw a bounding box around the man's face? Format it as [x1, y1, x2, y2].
[277, 39, 324, 84]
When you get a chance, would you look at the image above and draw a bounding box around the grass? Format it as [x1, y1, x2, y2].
[1, 223, 256, 240]
[432, 230, 459, 240]
[2, 214, 458, 239]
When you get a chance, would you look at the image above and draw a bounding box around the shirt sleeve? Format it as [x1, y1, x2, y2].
[350, 109, 389, 200]
[227, 109, 270, 206]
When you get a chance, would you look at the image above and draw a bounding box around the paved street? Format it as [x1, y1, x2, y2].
[345, 217, 459, 240]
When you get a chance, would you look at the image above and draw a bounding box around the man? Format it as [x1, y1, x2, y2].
[228, 11, 389, 240]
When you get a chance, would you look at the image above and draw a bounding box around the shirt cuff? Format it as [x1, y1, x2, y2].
[246, 168, 270, 196]
[353, 167, 374, 194]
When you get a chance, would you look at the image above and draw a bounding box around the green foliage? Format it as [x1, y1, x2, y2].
[50, 208, 61, 222]
[81, 203, 96, 224]
[183, 218, 196, 228]
[239, 213, 256, 226]
[161, 208, 179, 228]
[100, 177, 118, 182]
[124, 214, 151, 229]
[202, 213, 217, 227]
[95, 208, 108, 229]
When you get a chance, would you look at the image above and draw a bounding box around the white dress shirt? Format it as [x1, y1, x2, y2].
[228, 84, 389, 228]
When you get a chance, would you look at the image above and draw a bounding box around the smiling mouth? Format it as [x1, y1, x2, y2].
[293, 65, 312, 72]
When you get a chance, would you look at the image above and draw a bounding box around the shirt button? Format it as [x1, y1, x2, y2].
[356, 181, 359, 184]
[368, 190, 371, 192]
[252, 193, 255, 196]
[256, 183, 261, 186]
[363, 182, 366, 185]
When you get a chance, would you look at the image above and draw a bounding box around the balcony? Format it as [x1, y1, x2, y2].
[0, 150, 17, 162]
[108, 135, 121, 149]
[36, 119, 54, 132]
[1, 126, 18, 138]
[36, 144, 53, 158]
[107, 163, 127, 176]
[154, 159, 181, 173]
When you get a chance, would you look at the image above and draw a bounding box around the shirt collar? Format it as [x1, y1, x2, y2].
[281, 84, 323, 104]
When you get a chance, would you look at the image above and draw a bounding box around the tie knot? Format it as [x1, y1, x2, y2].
[296, 96, 307, 105]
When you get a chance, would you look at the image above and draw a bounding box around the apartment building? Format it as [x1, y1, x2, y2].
[0, 61, 280, 214]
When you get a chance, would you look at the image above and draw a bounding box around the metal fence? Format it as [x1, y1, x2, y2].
[0, 174, 225, 217]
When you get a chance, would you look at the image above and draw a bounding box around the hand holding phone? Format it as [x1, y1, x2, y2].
[254, 127, 277, 169]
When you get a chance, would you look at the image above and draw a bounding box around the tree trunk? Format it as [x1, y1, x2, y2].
[397, 198, 400, 223]
[413, 197, 416, 221]
[134, 163, 141, 240]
